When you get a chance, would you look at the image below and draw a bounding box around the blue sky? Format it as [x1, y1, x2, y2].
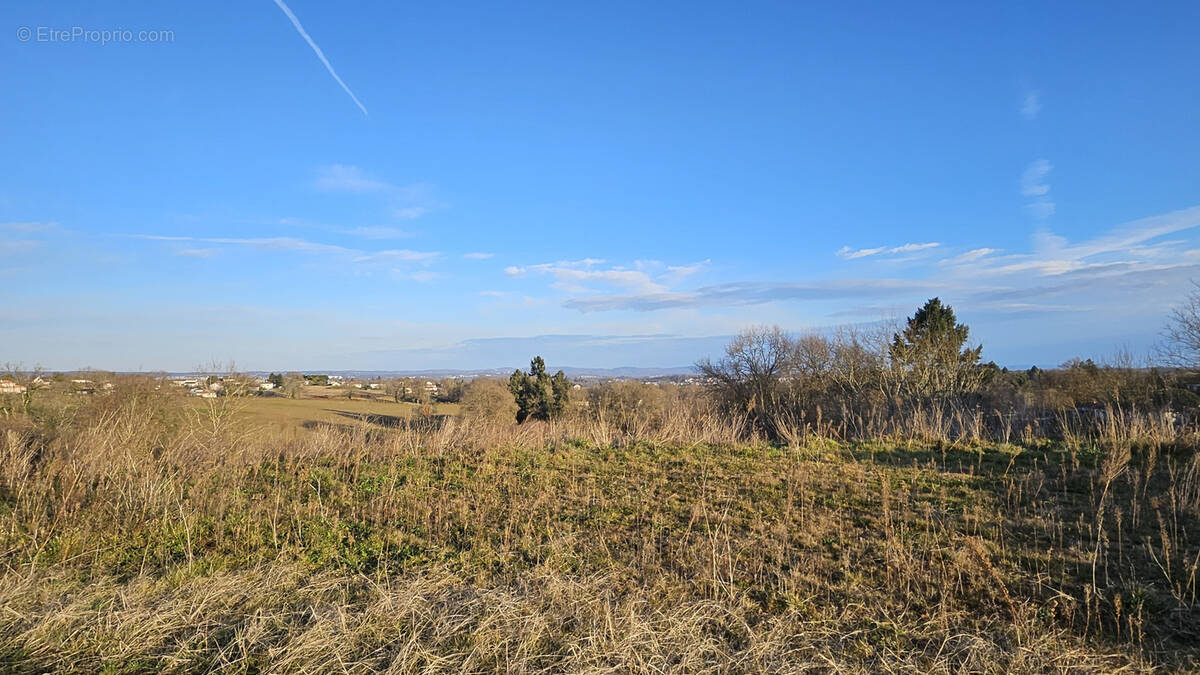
[3, 1, 1199, 371]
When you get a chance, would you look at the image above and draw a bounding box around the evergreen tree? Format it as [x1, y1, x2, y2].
[889, 298, 984, 398]
[508, 356, 570, 423]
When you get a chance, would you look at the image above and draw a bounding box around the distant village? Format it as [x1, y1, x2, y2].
[0, 370, 717, 401]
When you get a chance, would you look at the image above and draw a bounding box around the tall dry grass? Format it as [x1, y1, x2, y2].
[0, 380, 1197, 672]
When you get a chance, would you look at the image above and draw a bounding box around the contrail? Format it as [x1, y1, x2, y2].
[272, 0, 368, 116]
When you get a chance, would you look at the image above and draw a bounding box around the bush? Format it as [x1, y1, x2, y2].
[461, 378, 518, 424]
[588, 381, 667, 436]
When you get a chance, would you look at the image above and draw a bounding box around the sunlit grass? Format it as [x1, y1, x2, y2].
[0, 382, 1196, 672]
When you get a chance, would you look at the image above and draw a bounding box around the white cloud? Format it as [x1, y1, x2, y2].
[837, 246, 884, 259]
[556, 206, 1200, 318]
[1035, 206, 1200, 264]
[0, 240, 40, 256]
[312, 166, 437, 221]
[666, 259, 711, 277]
[940, 248, 998, 265]
[837, 242, 940, 259]
[175, 248, 220, 258]
[1021, 91, 1041, 120]
[396, 270, 437, 283]
[564, 278, 934, 312]
[0, 221, 59, 233]
[393, 206, 429, 220]
[126, 233, 439, 266]
[315, 164, 394, 193]
[889, 242, 941, 254]
[279, 218, 415, 239]
[353, 249, 440, 264]
[516, 258, 668, 294]
[343, 226, 412, 239]
[1026, 200, 1056, 219]
[507, 258, 712, 298]
[546, 267, 662, 293]
[271, 0, 368, 116]
[1021, 159, 1055, 220]
[1021, 160, 1052, 196]
[463, 252, 494, 260]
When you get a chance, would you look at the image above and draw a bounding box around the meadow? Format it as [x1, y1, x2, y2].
[0, 375, 1197, 673]
[207, 387, 460, 434]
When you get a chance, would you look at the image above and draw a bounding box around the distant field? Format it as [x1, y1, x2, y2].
[24, 384, 462, 433]
[203, 387, 462, 431]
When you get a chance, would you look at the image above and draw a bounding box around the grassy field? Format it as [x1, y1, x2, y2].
[215, 387, 462, 433]
[0, 383, 1197, 672]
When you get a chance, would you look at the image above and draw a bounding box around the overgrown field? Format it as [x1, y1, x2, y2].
[1, 385, 1198, 672]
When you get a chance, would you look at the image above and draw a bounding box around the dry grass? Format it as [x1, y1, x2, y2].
[0, 383, 1197, 672]
[193, 389, 460, 433]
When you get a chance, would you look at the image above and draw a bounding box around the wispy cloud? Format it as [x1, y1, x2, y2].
[126, 233, 439, 266]
[837, 242, 940, 259]
[313, 165, 438, 220]
[506, 258, 711, 295]
[1021, 91, 1041, 120]
[394, 269, 437, 283]
[175, 248, 220, 258]
[0, 240, 40, 256]
[353, 249, 440, 264]
[271, 0, 368, 116]
[1027, 201, 1056, 219]
[130, 234, 352, 254]
[393, 206, 429, 220]
[1021, 159, 1055, 219]
[940, 248, 998, 265]
[279, 218, 413, 240]
[553, 206, 1200, 318]
[463, 252, 494, 260]
[565, 279, 934, 312]
[535, 259, 662, 293]
[0, 221, 60, 233]
[342, 226, 412, 239]
[1021, 160, 1052, 196]
[315, 164, 395, 193]
[665, 259, 711, 278]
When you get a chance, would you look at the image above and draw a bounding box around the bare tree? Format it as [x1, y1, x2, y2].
[282, 372, 306, 399]
[1, 364, 45, 416]
[698, 326, 794, 432]
[828, 324, 891, 402]
[1158, 282, 1200, 369]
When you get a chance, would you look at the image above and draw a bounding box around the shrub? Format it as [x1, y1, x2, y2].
[587, 380, 667, 436]
[461, 378, 518, 424]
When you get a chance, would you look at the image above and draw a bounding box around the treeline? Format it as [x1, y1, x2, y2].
[449, 296, 1196, 445]
[692, 297, 1195, 442]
